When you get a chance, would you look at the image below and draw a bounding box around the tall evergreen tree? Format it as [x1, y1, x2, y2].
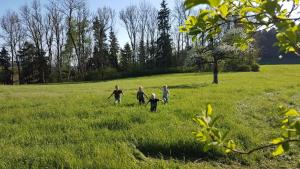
[17, 42, 49, 84]
[61, 30, 75, 80]
[0, 47, 12, 84]
[156, 0, 173, 68]
[92, 16, 109, 69]
[120, 43, 132, 71]
[36, 50, 49, 83]
[138, 39, 146, 65]
[18, 42, 36, 84]
[108, 28, 119, 69]
[0, 47, 10, 70]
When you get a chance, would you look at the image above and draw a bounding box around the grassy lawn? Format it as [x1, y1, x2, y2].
[0, 65, 299, 169]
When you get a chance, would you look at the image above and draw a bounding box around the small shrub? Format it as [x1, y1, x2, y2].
[236, 65, 251, 72]
[251, 64, 260, 72]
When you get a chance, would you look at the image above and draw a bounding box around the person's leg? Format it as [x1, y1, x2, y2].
[115, 98, 121, 104]
[163, 97, 167, 104]
[151, 106, 155, 112]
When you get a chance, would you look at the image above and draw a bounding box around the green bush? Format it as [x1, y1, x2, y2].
[251, 64, 260, 72]
[85, 68, 121, 81]
[0, 69, 12, 84]
[236, 64, 252, 72]
[84, 66, 197, 81]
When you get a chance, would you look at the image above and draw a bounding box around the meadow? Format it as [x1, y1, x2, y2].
[0, 65, 299, 169]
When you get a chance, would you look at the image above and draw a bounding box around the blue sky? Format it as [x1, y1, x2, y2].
[0, 0, 175, 47]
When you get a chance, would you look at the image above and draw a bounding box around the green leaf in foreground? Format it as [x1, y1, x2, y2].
[285, 109, 299, 117]
[225, 140, 236, 153]
[272, 144, 284, 156]
[193, 105, 300, 156]
[271, 137, 284, 144]
[208, 0, 221, 7]
[206, 104, 213, 116]
[184, 0, 209, 9]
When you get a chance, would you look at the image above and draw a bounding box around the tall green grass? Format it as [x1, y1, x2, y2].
[0, 65, 299, 168]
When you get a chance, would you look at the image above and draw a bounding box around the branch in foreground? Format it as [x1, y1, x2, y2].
[224, 139, 300, 155]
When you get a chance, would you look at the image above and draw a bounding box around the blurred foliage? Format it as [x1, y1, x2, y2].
[193, 104, 300, 156]
[180, 0, 300, 55]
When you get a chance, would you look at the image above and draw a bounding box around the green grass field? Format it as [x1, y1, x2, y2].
[0, 65, 299, 169]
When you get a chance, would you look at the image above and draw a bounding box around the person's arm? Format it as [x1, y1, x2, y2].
[121, 90, 124, 96]
[146, 99, 150, 106]
[136, 92, 139, 100]
[144, 93, 149, 99]
[108, 91, 114, 99]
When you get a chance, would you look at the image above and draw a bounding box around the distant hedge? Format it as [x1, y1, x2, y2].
[84, 66, 198, 81]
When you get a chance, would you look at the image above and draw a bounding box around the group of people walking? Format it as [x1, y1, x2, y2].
[108, 85, 170, 112]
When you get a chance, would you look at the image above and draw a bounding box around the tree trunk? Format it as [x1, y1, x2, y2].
[16, 57, 22, 84]
[177, 33, 180, 66]
[10, 46, 14, 85]
[213, 61, 218, 84]
[101, 63, 104, 81]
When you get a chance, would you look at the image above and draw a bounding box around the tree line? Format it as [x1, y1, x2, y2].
[0, 0, 261, 84]
[0, 0, 195, 84]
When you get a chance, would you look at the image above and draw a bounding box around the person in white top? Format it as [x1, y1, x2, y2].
[162, 85, 169, 104]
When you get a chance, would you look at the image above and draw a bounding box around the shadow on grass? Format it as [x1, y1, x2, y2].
[130, 116, 146, 124]
[147, 83, 210, 90]
[90, 119, 131, 130]
[135, 140, 225, 162]
[123, 103, 136, 107]
[168, 83, 210, 89]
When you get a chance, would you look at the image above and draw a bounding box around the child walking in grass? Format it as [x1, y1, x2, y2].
[137, 86, 148, 105]
[146, 93, 160, 112]
[108, 85, 124, 104]
[162, 85, 170, 104]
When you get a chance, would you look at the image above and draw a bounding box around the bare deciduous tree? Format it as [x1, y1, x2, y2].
[138, 2, 151, 43]
[0, 11, 23, 83]
[20, 0, 47, 83]
[92, 7, 115, 70]
[63, 0, 91, 77]
[97, 7, 115, 31]
[47, 0, 65, 81]
[21, 0, 44, 52]
[44, 12, 54, 72]
[119, 5, 139, 63]
[145, 7, 158, 62]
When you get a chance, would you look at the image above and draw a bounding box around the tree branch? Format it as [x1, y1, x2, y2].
[224, 139, 300, 155]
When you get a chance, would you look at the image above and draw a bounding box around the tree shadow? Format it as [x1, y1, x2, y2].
[134, 140, 226, 162]
[123, 103, 136, 107]
[147, 83, 210, 90]
[168, 83, 210, 89]
[90, 119, 131, 130]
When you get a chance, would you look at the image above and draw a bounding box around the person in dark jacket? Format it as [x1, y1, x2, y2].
[146, 93, 160, 112]
[108, 85, 124, 104]
[137, 86, 148, 105]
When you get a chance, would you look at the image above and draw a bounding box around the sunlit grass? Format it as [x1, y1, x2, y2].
[0, 65, 300, 168]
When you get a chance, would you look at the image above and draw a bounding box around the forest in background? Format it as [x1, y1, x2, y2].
[0, 0, 298, 84]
